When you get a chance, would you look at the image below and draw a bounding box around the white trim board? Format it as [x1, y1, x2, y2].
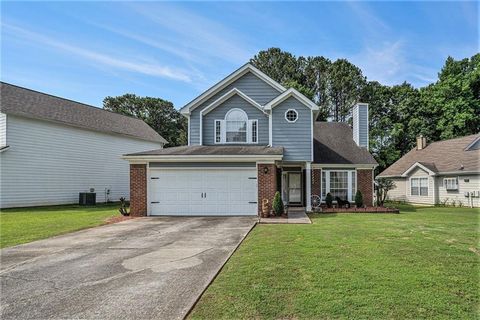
[264, 88, 319, 111]
[402, 162, 437, 177]
[200, 88, 264, 116]
[180, 63, 286, 115]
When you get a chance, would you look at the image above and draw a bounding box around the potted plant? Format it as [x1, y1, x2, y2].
[325, 193, 333, 208]
[272, 191, 284, 217]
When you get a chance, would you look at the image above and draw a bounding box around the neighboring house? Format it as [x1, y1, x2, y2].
[124, 63, 377, 216]
[0, 82, 166, 208]
[377, 134, 480, 207]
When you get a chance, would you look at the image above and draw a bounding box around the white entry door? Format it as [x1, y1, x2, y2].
[149, 168, 257, 216]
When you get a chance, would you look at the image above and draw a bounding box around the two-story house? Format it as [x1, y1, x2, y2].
[124, 64, 378, 216]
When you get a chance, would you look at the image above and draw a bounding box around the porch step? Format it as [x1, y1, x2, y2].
[259, 208, 311, 224]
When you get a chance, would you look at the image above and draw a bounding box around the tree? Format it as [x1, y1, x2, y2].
[355, 190, 364, 208]
[328, 59, 366, 122]
[376, 178, 396, 206]
[272, 191, 284, 216]
[250, 48, 300, 85]
[103, 94, 187, 147]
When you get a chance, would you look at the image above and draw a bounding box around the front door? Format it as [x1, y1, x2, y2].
[288, 172, 302, 204]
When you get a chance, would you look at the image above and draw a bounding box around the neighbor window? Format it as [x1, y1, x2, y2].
[411, 177, 428, 196]
[444, 177, 458, 191]
[285, 109, 298, 123]
[321, 170, 357, 202]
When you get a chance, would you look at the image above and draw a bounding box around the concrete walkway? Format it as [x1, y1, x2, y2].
[259, 207, 311, 224]
[0, 216, 257, 320]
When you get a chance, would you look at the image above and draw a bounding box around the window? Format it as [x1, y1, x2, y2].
[321, 170, 357, 202]
[215, 108, 258, 144]
[444, 177, 458, 191]
[226, 109, 247, 143]
[411, 177, 428, 196]
[251, 120, 258, 143]
[215, 120, 221, 143]
[285, 109, 298, 123]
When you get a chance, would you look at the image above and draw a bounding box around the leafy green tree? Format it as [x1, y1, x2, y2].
[272, 191, 284, 216]
[250, 48, 300, 84]
[103, 94, 187, 146]
[376, 178, 396, 206]
[355, 190, 364, 208]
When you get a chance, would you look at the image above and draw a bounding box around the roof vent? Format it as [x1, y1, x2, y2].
[416, 135, 427, 150]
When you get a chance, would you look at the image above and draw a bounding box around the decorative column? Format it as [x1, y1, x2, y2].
[305, 162, 312, 211]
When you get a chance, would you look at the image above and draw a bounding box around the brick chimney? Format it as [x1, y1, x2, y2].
[352, 103, 369, 148]
[416, 135, 427, 150]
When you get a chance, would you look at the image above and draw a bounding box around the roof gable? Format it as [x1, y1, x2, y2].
[0, 82, 167, 144]
[180, 63, 285, 115]
[264, 88, 319, 111]
[401, 162, 437, 177]
[200, 88, 264, 116]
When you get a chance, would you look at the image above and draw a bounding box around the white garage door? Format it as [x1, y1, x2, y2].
[149, 168, 258, 216]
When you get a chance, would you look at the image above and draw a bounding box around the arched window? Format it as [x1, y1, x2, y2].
[225, 108, 248, 143]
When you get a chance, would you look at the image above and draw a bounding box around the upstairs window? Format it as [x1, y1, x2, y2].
[285, 109, 298, 123]
[226, 109, 247, 143]
[214, 108, 258, 144]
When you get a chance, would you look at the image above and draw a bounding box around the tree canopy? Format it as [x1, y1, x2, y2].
[103, 94, 187, 147]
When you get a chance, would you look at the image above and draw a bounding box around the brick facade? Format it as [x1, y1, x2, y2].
[257, 163, 277, 215]
[357, 169, 374, 206]
[311, 169, 321, 197]
[130, 164, 147, 216]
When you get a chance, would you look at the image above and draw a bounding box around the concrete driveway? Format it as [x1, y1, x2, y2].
[0, 216, 257, 320]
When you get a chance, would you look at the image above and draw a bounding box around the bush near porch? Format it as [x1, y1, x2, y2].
[189, 204, 479, 319]
[0, 203, 121, 248]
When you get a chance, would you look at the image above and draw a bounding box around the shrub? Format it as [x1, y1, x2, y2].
[325, 193, 333, 208]
[355, 190, 363, 208]
[272, 191, 284, 216]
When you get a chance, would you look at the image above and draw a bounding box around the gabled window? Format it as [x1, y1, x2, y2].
[214, 108, 258, 144]
[411, 177, 428, 196]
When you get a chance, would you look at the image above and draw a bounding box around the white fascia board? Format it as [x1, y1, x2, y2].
[123, 154, 283, 162]
[401, 162, 437, 177]
[200, 88, 264, 116]
[312, 163, 376, 169]
[180, 63, 286, 114]
[264, 88, 319, 111]
[465, 135, 480, 150]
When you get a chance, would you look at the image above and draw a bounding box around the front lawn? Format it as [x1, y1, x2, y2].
[190, 205, 479, 319]
[0, 203, 121, 248]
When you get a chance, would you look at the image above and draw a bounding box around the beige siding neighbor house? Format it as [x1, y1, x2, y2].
[378, 134, 480, 207]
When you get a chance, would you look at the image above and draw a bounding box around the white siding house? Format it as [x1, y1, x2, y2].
[0, 83, 166, 208]
[378, 134, 480, 207]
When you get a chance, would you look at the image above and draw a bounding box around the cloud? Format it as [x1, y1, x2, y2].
[349, 41, 437, 86]
[128, 3, 254, 64]
[2, 23, 192, 82]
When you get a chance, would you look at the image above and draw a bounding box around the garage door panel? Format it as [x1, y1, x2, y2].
[149, 168, 257, 216]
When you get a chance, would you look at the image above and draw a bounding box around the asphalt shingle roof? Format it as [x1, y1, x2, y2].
[378, 134, 480, 177]
[0, 82, 167, 144]
[125, 145, 283, 156]
[313, 122, 378, 165]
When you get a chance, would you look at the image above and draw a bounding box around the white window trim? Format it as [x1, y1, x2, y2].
[444, 177, 458, 191]
[321, 169, 357, 202]
[409, 177, 429, 196]
[214, 108, 258, 144]
[285, 109, 298, 123]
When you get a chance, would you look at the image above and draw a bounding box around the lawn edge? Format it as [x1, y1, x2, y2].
[184, 218, 259, 320]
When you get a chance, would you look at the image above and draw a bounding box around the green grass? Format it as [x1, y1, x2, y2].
[0, 203, 121, 248]
[190, 205, 480, 319]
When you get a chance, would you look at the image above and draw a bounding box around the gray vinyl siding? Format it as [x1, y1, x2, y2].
[272, 96, 312, 161]
[189, 71, 281, 145]
[436, 174, 480, 207]
[202, 95, 268, 145]
[353, 104, 368, 148]
[0, 115, 161, 208]
[0, 112, 6, 146]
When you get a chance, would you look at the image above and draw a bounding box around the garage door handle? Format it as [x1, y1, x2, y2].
[249, 201, 257, 204]
[151, 201, 159, 204]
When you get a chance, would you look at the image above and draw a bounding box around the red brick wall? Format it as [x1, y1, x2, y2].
[130, 164, 147, 216]
[257, 163, 277, 215]
[357, 169, 374, 206]
[312, 169, 321, 197]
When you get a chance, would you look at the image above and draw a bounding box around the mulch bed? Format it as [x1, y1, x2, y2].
[104, 215, 137, 224]
[316, 206, 400, 214]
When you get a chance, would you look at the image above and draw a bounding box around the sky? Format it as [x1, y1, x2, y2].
[1, 1, 478, 109]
